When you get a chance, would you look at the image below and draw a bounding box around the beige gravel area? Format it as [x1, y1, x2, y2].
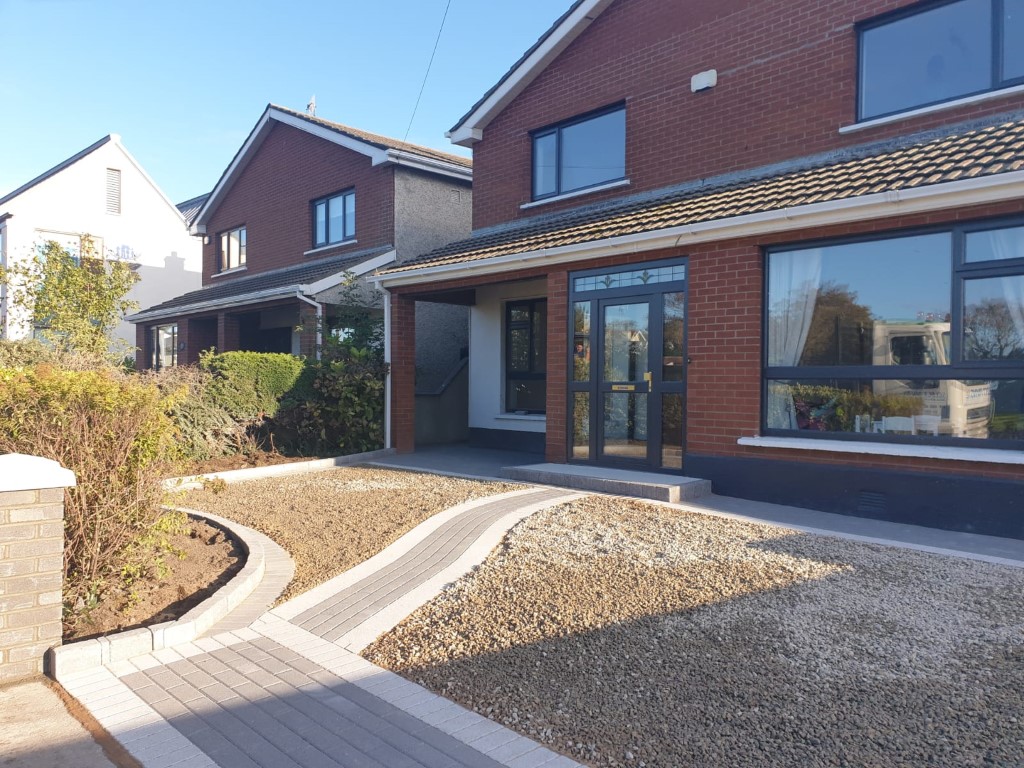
[364, 495, 1024, 768]
[177, 466, 517, 602]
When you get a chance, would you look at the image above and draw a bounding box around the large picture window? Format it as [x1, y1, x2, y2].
[505, 299, 547, 413]
[858, 0, 1024, 121]
[218, 226, 246, 272]
[765, 222, 1024, 446]
[313, 190, 355, 248]
[532, 106, 625, 200]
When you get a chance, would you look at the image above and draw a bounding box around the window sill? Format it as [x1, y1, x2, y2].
[211, 266, 247, 279]
[839, 84, 1024, 135]
[520, 179, 630, 210]
[495, 413, 546, 422]
[304, 239, 358, 257]
[738, 435, 1024, 465]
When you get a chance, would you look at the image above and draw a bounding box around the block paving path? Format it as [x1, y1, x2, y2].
[60, 486, 584, 768]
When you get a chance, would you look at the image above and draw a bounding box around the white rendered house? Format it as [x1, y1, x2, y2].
[0, 134, 201, 348]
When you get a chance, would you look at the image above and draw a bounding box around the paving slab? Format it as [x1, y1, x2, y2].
[503, 462, 712, 502]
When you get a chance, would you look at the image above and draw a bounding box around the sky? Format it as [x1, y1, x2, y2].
[0, 0, 567, 204]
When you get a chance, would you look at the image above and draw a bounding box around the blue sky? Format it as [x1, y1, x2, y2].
[0, 0, 565, 204]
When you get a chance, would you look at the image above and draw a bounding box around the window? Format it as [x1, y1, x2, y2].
[532, 106, 625, 200]
[858, 0, 1024, 120]
[106, 168, 121, 214]
[218, 226, 246, 271]
[150, 324, 177, 370]
[505, 299, 547, 413]
[764, 221, 1024, 446]
[313, 190, 355, 248]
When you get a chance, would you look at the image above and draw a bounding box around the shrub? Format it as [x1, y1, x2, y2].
[0, 365, 180, 615]
[200, 350, 307, 423]
[147, 365, 241, 462]
[275, 347, 387, 455]
[0, 338, 58, 367]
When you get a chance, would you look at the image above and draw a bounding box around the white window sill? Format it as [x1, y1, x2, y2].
[304, 239, 358, 257]
[520, 179, 630, 210]
[495, 413, 546, 422]
[211, 266, 247, 278]
[738, 435, 1024, 465]
[839, 84, 1024, 135]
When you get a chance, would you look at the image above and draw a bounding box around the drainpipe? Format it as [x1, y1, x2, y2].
[383, 290, 392, 450]
[295, 290, 322, 360]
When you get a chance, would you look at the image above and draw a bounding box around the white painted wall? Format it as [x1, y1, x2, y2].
[468, 278, 547, 434]
[0, 136, 201, 350]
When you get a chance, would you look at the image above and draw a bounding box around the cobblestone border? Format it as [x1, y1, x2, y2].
[47, 510, 292, 682]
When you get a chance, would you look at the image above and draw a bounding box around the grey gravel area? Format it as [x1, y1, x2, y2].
[177, 466, 518, 602]
[364, 496, 1024, 768]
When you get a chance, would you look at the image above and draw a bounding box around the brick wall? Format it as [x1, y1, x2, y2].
[0, 455, 74, 684]
[471, 0, 1024, 229]
[202, 122, 396, 283]
[391, 295, 417, 453]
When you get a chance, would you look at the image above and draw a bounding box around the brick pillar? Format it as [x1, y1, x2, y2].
[217, 312, 240, 353]
[184, 317, 217, 365]
[298, 306, 319, 358]
[0, 454, 75, 684]
[391, 293, 417, 454]
[545, 271, 568, 463]
[135, 323, 149, 370]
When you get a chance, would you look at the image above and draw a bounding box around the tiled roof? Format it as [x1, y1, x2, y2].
[271, 105, 472, 169]
[387, 115, 1024, 275]
[0, 136, 112, 207]
[176, 193, 210, 227]
[131, 245, 392, 320]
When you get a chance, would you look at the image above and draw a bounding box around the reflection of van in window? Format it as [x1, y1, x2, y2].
[873, 322, 992, 437]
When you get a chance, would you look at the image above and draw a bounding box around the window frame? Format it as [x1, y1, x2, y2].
[218, 225, 246, 272]
[150, 323, 178, 371]
[762, 215, 1024, 449]
[504, 298, 548, 414]
[312, 188, 356, 249]
[530, 103, 626, 201]
[856, 0, 1024, 122]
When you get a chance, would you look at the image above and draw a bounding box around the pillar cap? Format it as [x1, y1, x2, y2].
[0, 453, 77, 492]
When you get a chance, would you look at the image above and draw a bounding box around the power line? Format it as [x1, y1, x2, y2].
[403, 0, 453, 142]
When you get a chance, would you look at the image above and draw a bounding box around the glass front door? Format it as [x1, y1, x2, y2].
[569, 260, 688, 471]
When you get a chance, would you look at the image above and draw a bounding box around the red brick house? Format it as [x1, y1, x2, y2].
[129, 104, 473, 404]
[376, 0, 1024, 538]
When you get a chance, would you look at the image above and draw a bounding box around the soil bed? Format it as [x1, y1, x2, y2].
[187, 449, 318, 476]
[177, 466, 518, 602]
[364, 495, 1024, 768]
[66, 517, 242, 641]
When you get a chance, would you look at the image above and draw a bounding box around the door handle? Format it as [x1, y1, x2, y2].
[643, 371, 652, 384]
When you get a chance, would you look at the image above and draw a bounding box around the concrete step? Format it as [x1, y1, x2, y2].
[502, 463, 712, 503]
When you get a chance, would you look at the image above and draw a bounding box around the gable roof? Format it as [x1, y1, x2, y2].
[380, 114, 1024, 285]
[0, 135, 114, 207]
[193, 104, 472, 234]
[448, 0, 616, 146]
[176, 193, 211, 227]
[128, 245, 395, 323]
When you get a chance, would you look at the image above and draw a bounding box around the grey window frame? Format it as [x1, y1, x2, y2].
[530, 104, 626, 201]
[857, 0, 1024, 121]
[762, 216, 1024, 449]
[312, 188, 356, 248]
[218, 225, 246, 272]
[505, 299, 547, 414]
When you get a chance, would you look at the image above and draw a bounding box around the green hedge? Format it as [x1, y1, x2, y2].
[199, 350, 307, 423]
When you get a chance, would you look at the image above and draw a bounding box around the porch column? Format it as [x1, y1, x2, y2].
[217, 312, 240, 353]
[135, 324, 149, 370]
[183, 317, 216, 365]
[545, 270, 569, 463]
[391, 293, 417, 454]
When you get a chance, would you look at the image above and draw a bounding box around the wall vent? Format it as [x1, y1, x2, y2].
[106, 168, 121, 215]
[857, 490, 887, 516]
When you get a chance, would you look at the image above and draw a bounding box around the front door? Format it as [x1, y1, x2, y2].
[569, 260, 688, 471]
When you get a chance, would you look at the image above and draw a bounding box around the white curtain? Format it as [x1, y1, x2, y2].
[987, 229, 1024, 351]
[766, 249, 823, 429]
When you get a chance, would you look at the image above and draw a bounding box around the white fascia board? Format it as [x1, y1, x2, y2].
[382, 150, 472, 181]
[127, 285, 299, 324]
[302, 250, 397, 294]
[110, 137, 189, 226]
[448, 0, 615, 147]
[375, 171, 1024, 288]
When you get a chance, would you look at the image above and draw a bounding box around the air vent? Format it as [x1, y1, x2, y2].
[106, 168, 121, 214]
[857, 491, 887, 516]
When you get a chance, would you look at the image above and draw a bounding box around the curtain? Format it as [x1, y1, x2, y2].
[766, 249, 823, 429]
[987, 230, 1024, 351]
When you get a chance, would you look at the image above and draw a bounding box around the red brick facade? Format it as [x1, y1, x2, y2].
[201, 122, 395, 283]
[471, 0, 1024, 228]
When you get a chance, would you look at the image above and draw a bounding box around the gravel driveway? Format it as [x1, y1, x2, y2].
[364, 495, 1024, 768]
[177, 466, 517, 602]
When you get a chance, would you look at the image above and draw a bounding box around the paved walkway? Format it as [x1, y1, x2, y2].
[59, 487, 584, 768]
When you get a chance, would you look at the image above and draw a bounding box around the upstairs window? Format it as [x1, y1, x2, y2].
[218, 226, 246, 271]
[858, 0, 1024, 121]
[313, 189, 355, 248]
[532, 105, 625, 200]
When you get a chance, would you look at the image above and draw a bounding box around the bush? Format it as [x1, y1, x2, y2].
[147, 365, 241, 462]
[200, 350, 307, 423]
[0, 339, 58, 367]
[275, 347, 387, 455]
[0, 365, 180, 614]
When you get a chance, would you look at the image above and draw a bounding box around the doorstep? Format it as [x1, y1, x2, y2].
[502, 463, 712, 503]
